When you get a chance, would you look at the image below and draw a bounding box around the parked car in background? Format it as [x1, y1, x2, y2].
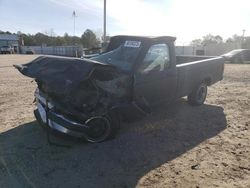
[0, 45, 14, 54]
[81, 47, 101, 58]
[222, 49, 250, 63]
[26, 49, 35, 54]
[81, 53, 99, 59]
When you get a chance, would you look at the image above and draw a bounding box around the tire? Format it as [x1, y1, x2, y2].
[84, 111, 120, 143]
[188, 83, 207, 106]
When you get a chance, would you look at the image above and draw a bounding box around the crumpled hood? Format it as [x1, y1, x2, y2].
[14, 55, 131, 117]
[14, 56, 115, 95]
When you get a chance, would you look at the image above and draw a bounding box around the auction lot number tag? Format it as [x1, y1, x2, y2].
[124, 41, 141, 48]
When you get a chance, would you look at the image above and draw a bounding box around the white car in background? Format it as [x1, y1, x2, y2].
[0, 45, 14, 54]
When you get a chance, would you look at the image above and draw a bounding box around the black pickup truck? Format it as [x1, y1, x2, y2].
[15, 35, 224, 143]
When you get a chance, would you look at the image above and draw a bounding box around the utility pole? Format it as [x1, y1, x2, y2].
[103, 0, 106, 42]
[72, 10, 77, 57]
[242, 29, 246, 48]
[72, 10, 77, 36]
[242, 29, 246, 38]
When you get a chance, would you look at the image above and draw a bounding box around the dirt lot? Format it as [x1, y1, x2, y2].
[0, 55, 249, 188]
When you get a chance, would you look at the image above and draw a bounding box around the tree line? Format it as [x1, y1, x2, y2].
[0, 29, 101, 48]
[191, 34, 250, 48]
[1, 30, 250, 49]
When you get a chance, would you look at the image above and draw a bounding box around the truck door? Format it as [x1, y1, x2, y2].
[134, 43, 177, 106]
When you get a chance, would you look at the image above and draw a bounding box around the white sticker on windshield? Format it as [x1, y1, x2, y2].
[124, 41, 141, 48]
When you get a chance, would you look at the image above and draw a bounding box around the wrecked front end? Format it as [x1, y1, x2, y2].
[15, 56, 131, 142]
[34, 89, 89, 138]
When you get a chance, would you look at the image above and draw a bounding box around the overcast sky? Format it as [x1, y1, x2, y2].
[0, 0, 249, 44]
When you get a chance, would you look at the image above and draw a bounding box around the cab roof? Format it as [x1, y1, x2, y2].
[106, 35, 176, 52]
[110, 35, 176, 42]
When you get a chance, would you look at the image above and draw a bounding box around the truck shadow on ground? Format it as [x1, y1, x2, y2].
[0, 99, 227, 188]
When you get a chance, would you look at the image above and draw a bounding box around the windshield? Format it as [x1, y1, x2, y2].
[91, 40, 142, 71]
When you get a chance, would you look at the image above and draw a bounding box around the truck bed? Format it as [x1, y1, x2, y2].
[176, 57, 224, 98]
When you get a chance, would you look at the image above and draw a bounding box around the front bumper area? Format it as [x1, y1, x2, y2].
[34, 91, 88, 138]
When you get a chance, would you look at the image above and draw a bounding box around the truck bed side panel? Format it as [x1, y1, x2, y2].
[176, 57, 224, 98]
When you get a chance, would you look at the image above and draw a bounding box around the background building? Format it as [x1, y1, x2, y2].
[0, 34, 20, 53]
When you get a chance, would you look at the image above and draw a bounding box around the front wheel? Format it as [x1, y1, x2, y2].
[188, 83, 207, 106]
[84, 111, 119, 143]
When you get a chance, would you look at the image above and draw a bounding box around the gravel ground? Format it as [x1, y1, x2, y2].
[0, 55, 249, 188]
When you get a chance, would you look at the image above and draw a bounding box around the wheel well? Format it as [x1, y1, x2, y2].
[204, 77, 212, 86]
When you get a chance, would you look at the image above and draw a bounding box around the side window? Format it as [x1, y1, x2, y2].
[138, 43, 170, 74]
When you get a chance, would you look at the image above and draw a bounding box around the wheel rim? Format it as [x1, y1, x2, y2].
[197, 85, 207, 103]
[85, 116, 111, 142]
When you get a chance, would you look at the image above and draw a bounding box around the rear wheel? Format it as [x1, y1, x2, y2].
[84, 111, 119, 143]
[188, 83, 207, 106]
